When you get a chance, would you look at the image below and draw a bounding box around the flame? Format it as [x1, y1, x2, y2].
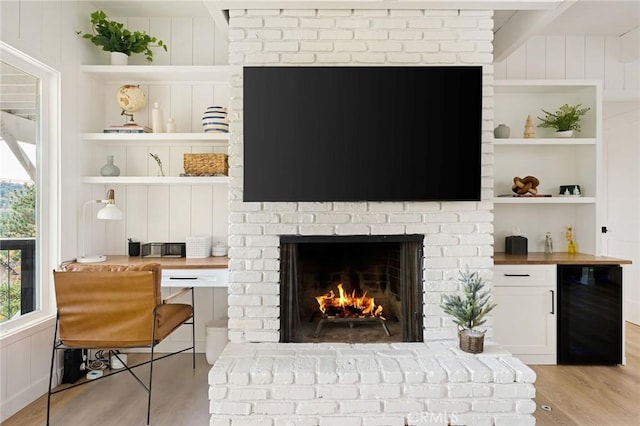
[316, 283, 383, 318]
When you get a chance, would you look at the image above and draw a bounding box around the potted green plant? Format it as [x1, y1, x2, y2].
[441, 267, 497, 353]
[537, 103, 590, 138]
[77, 10, 167, 64]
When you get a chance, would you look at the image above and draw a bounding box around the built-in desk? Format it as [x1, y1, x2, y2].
[102, 255, 229, 288]
[494, 252, 632, 265]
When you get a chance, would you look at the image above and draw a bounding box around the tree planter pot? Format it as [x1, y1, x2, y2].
[110, 52, 128, 65]
[459, 329, 486, 353]
[555, 130, 574, 138]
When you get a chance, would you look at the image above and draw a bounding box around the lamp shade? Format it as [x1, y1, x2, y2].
[96, 203, 123, 220]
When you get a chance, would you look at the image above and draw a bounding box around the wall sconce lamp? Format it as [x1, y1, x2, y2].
[76, 189, 123, 263]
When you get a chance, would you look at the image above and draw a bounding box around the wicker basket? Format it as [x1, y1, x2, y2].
[458, 329, 486, 354]
[183, 153, 228, 176]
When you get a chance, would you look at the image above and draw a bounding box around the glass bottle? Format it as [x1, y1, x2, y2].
[100, 155, 120, 176]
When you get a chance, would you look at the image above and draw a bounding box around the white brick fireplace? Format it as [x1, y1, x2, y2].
[210, 8, 536, 425]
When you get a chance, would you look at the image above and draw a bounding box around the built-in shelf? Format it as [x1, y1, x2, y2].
[80, 65, 229, 83]
[493, 197, 596, 204]
[81, 176, 229, 185]
[81, 132, 229, 146]
[493, 138, 596, 146]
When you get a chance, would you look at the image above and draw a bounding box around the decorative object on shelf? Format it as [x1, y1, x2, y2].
[494, 123, 510, 139]
[537, 103, 591, 138]
[142, 242, 186, 258]
[201, 106, 229, 133]
[559, 184, 582, 197]
[77, 189, 123, 264]
[440, 266, 497, 354]
[103, 124, 151, 134]
[151, 102, 164, 133]
[149, 152, 165, 177]
[100, 155, 120, 176]
[117, 85, 146, 126]
[211, 241, 227, 257]
[545, 232, 553, 254]
[186, 236, 212, 258]
[77, 10, 167, 63]
[183, 153, 228, 176]
[565, 226, 577, 254]
[523, 115, 535, 138]
[505, 233, 528, 255]
[512, 175, 539, 196]
[110, 52, 128, 66]
[166, 117, 176, 133]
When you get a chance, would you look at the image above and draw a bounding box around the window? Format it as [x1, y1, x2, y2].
[0, 41, 59, 331]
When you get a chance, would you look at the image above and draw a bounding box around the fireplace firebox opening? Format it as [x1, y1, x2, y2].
[280, 235, 424, 343]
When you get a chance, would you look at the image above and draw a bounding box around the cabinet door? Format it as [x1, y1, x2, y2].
[492, 285, 556, 364]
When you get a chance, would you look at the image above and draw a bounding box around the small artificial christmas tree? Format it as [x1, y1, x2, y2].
[524, 114, 535, 138]
[441, 267, 497, 353]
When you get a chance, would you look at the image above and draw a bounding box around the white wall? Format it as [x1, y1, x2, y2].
[496, 34, 640, 324]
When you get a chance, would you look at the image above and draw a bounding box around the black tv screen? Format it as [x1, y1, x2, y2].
[243, 66, 482, 202]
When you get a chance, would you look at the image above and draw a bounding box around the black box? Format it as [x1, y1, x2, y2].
[505, 236, 528, 255]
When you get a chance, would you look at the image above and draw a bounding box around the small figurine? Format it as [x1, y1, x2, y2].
[564, 187, 571, 196]
[545, 232, 553, 254]
[573, 186, 580, 196]
[524, 115, 535, 138]
[565, 226, 577, 254]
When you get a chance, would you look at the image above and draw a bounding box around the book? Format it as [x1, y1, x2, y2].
[103, 125, 151, 134]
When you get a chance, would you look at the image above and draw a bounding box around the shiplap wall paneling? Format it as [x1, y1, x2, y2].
[605, 36, 625, 90]
[506, 43, 527, 79]
[565, 36, 587, 80]
[169, 85, 193, 133]
[585, 36, 606, 81]
[148, 185, 171, 242]
[545, 36, 566, 79]
[126, 185, 150, 246]
[526, 36, 546, 79]
[169, 186, 192, 240]
[190, 186, 215, 236]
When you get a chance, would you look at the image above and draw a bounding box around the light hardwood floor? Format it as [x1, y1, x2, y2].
[3, 323, 639, 426]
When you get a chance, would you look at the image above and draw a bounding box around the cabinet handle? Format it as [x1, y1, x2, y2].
[550, 289, 555, 314]
[169, 277, 198, 280]
[503, 274, 531, 277]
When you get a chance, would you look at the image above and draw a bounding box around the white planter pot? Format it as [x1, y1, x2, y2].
[110, 52, 129, 65]
[555, 130, 574, 138]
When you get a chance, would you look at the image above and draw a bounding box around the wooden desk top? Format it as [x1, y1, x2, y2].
[494, 252, 632, 265]
[103, 255, 229, 269]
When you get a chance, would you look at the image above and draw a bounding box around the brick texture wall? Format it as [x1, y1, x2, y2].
[227, 8, 495, 344]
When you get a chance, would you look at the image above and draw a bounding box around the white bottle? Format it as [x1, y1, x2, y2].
[166, 117, 176, 133]
[152, 102, 164, 133]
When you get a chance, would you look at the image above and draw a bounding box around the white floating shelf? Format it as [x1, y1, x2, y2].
[81, 65, 229, 83]
[493, 197, 596, 204]
[81, 132, 229, 145]
[493, 138, 596, 146]
[81, 176, 230, 185]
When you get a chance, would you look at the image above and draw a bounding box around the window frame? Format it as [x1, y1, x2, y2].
[0, 41, 60, 335]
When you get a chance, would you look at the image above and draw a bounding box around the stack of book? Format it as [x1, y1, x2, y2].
[103, 125, 152, 134]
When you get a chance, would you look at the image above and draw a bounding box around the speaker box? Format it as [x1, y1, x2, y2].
[61, 349, 84, 384]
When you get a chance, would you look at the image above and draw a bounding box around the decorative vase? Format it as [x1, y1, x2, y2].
[555, 130, 574, 138]
[202, 106, 229, 133]
[110, 51, 129, 65]
[494, 124, 510, 139]
[100, 155, 120, 176]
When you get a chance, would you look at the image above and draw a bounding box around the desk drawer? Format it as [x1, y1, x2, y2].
[494, 265, 556, 287]
[161, 268, 228, 288]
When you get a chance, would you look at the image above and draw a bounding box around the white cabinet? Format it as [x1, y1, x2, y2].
[493, 80, 602, 255]
[492, 265, 557, 364]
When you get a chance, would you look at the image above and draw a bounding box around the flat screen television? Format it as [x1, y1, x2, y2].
[243, 66, 482, 202]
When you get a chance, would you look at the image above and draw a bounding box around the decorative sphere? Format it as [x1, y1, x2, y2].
[117, 85, 146, 113]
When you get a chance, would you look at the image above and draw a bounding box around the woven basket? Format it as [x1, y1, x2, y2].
[183, 153, 228, 176]
[458, 329, 485, 354]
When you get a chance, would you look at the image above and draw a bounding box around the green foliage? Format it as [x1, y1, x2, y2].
[0, 251, 22, 322]
[537, 103, 591, 132]
[440, 267, 497, 331]
[0, 183, 35, 238]
[77, 10, 167, 62]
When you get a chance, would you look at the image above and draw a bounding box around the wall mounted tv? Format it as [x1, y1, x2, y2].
[243, 66, 482, 202]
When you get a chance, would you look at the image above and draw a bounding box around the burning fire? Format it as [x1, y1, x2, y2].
[315, 283, 384, 318]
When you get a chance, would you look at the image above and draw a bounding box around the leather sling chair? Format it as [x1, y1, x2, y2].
[47, 262, 195, 425]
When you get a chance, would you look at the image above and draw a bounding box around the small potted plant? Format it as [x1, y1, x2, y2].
[77, 10, 167, 64]
[441, 267, 497, 353]
[537, 103, 590, 138]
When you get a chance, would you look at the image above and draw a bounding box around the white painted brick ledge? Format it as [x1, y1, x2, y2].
[209, 342, 535, 425]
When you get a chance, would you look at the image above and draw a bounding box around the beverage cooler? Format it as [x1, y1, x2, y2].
[557, 265, 623, 364]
